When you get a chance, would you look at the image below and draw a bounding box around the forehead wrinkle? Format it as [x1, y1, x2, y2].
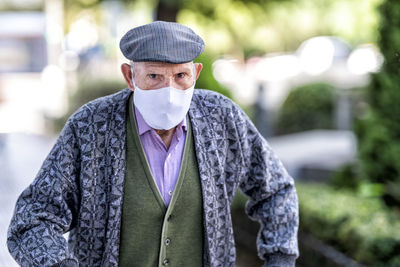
[141, 62, 193, 74]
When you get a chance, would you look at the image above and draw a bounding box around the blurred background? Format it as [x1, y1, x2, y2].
[1, 0, 399, 266]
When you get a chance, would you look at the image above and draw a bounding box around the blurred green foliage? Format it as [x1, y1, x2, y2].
[179, 0, 382, 56]
[59, 0, 382, 58]
[331, 162, 385, 197]
[297, 182, 400, 266]
[330, 163, 361, 190]
[195, 53, 232, 99]
[357, 0, 400, 207]
[275, 83, 336, 135]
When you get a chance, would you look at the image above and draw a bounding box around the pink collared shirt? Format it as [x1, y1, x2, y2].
[134, 106, 187, 206]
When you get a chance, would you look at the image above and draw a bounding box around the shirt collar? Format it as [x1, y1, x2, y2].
[134, 105, 187, 136]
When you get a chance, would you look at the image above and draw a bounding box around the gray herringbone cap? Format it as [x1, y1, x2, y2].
[120, 21, 205, 64]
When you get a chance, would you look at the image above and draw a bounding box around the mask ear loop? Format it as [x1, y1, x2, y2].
[192, 63, 197, 88]
[131, 62, 142, 90]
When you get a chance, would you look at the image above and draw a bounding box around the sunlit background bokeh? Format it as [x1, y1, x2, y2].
[1, 0, 400, 266]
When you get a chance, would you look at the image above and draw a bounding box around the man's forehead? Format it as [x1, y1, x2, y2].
[137, 61, 193, 71]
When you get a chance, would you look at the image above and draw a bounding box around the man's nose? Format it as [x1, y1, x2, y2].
[163, 76, 176, 88]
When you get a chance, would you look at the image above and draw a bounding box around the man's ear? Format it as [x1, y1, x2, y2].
[194, 63, 203, 80]
[121, 63, 134, 91]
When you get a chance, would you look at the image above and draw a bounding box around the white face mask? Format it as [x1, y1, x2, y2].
[132, 69, 195, 130]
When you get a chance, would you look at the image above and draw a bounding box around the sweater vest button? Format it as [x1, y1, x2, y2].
[165, 238, 171, 246]
[163, 259, 169, 265]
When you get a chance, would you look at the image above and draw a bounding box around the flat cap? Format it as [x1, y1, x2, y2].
[120, 21, 205, 64]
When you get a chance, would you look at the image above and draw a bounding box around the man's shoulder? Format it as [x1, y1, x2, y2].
[190, 89, 249, 127]
[192, 89, 236, 110]
[69, 88, 131, 122]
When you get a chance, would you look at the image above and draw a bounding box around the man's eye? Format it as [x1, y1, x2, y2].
[177, 73, 187, 78]
[149, 74, 157, 79]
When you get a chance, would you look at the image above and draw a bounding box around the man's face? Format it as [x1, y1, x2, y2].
[121, 61, 203, 91]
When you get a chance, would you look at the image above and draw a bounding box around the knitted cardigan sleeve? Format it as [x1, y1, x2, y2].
[233, 103, 299, 266]
[190, 89, 299, 266]
[7, 119, 80, 266]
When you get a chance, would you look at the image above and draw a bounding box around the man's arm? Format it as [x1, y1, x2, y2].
[236, 108, 299, 267]
[7, 120, 80, 266]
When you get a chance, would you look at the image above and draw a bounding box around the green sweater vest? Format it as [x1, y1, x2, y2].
[119, 96, 204, 267]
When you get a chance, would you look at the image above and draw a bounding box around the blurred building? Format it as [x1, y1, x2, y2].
[0, 8, 67, 134]
[0, 12, 47, 73]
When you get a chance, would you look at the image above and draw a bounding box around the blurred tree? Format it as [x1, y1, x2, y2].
[275, 83, 336, 135]
[61, 0, 382, 57]
[194, 53, 232, 98]
[357, 0, 400, 207]
[156, 0, 179, 21]
[179, 0, 382, 57]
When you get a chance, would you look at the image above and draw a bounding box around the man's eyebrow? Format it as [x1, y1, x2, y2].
[174, 65, 193, 72]
[177, 67, 192, 72]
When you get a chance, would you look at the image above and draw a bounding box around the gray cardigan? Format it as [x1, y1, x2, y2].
[7, 88, 299, 266]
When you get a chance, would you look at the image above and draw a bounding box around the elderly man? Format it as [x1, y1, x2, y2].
[8, 21, 299, 266]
